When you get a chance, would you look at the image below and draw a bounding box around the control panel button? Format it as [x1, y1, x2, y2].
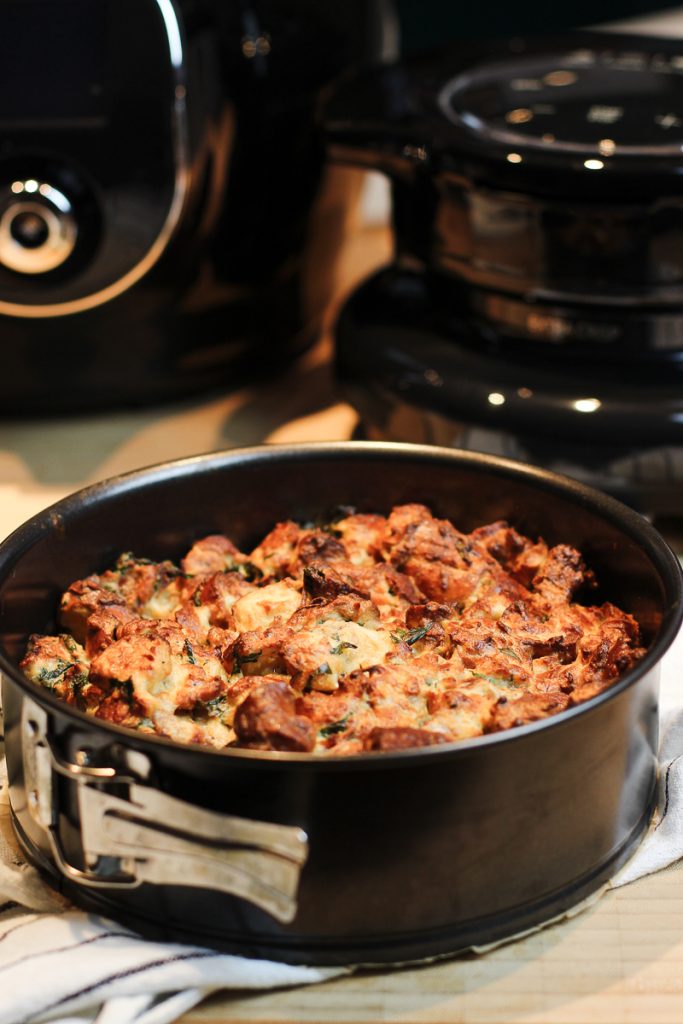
[9, 210, 51, 250]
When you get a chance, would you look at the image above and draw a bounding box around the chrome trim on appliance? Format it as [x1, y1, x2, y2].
[0, 0, 190, 319]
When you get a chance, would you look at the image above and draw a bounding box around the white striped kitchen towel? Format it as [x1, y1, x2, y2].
[0, 747, 344, 1024]
[0, 901, 341, 1024]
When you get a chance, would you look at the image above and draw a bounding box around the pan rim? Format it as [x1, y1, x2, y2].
[0, 439, 680, 770]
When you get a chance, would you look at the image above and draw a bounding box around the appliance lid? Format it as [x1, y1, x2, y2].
[324, 31, 683, 199]
[440, 45, 683, 159]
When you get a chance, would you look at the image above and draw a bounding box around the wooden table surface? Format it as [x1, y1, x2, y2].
[1, 171, 682, 1024]
[188, 862, 683, 1024]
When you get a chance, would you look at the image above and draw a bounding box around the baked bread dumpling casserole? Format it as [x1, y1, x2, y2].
[21, 504, 646, 754]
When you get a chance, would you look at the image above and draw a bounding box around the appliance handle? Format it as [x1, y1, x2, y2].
[21, 698, 308, 923]
[322, 65, 428, 181]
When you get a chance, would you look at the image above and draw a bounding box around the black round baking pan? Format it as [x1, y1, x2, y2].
[0, 442, 680, 965]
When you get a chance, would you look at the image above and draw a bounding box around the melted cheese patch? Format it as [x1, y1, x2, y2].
[230, 580, 301, 632]
[287, 618, 394, 692]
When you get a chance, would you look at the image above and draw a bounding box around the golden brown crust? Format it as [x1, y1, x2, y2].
[234, 680, 316, 752]
[181, 534, 250, 576]
[22, 505, 647, 755]
[363, 726, 449, 751]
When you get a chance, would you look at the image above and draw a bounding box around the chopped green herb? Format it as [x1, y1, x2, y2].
[192, 589, 203, 607]
[391, 628, 407, 643]
[331, 641, 358, 655]
[405, 623, 433, 646]
[236, 650, 262, 667]
[501, 647, 522, 662]
[471, 671, 518, 689]
[319, 714, 351, 738]
[71, 670, 89, 693]
[61, 635, 80, 655]
[236, 561, 262, 581]
[37, 659, 72, 686]
[205, 695, 227, 716]
[184, 639, 198, 664]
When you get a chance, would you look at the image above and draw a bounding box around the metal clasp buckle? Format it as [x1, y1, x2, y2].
[21, 699, 308, 923]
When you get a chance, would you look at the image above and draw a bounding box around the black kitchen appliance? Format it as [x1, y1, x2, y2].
[0, 0, 390, 412]
[326, 31, 683, 518]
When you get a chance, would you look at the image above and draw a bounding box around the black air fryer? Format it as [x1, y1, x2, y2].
[0, 0, 389, 412]
[327, 31, 683, 517]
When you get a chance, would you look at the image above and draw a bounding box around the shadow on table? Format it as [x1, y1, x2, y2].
[0, 349, 343, 488]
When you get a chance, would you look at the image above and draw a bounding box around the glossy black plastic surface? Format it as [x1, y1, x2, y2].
[0, 443, 681, 964]
[336, 267, 683, 515]
[324, 31, 683, 314]
[0, 0, 177, 306]
[0, 1, 387, 411]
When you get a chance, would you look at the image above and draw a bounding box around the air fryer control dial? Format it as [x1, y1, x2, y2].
[0, 180, 77, 274]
